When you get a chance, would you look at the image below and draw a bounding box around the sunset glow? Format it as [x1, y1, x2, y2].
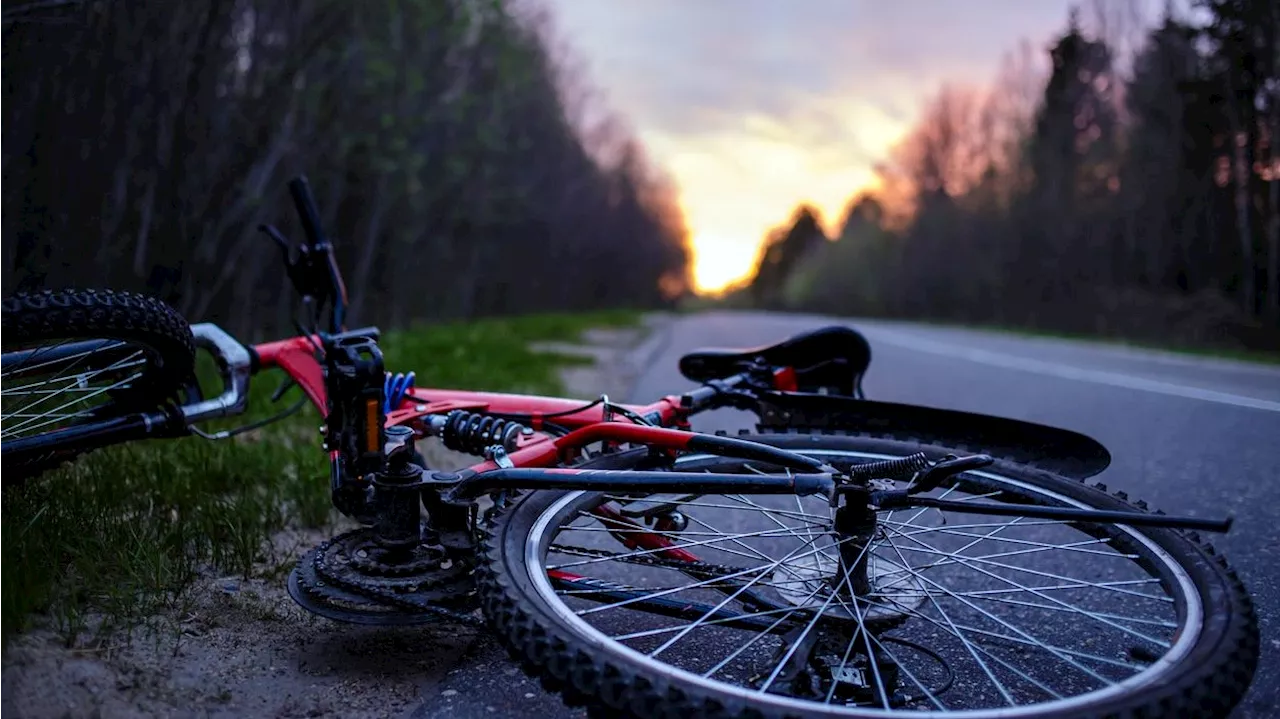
[543, 0, 1090, 296]
[642, 107, 905, 294]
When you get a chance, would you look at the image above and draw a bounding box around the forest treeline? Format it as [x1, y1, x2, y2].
[745, 0, 1280, 352]
[1, 0, 691, 339]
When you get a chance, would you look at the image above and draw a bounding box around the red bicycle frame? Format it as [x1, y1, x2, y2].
[250, 333, 825, 571]
[252, 334, 723, 475]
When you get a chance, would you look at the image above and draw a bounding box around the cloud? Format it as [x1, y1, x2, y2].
[541, 0, 1091, 291]
[550, 1, 1069, 135]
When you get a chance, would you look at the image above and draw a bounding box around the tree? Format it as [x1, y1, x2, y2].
[1192, 0, 1280, 317]
[890, 85, 988, 208]
[1, 0, 693, 337]
[748, 206, 827, 306]
[1020, 10, 1121, 291]
[1119, 10, 1207, 288]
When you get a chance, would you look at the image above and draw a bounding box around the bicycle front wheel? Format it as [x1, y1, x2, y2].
[1, 289, 195, 483]
[478, 433, 1257, 719]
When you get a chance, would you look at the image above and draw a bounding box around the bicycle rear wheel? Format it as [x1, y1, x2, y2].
[1, 289, 195, 483]
[478, 433, 1257, 718]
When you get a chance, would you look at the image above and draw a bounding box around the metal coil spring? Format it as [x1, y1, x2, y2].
[441, 409, 527, 455]
[383, 371, 416, 413]
[847, 452, 929, 481]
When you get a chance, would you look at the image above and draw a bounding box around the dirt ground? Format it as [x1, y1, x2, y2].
[1, 317, 671, 719]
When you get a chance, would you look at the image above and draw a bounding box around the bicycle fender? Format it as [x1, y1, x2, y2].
[754, 391, 1111, 480]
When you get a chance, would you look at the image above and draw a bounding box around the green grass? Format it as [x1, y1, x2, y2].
[0, 310, 641, 645]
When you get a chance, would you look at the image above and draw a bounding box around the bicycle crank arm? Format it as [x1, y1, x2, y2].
[442, 467, 834, 503]
[876, 494, 1234, 533]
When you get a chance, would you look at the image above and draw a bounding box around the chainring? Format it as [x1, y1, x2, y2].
[286, 527, 484, 627]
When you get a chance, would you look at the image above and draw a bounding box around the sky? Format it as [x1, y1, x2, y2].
[540, 0, 1165, 294]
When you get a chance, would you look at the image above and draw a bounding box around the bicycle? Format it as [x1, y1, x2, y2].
[0, 177, 1260, 718]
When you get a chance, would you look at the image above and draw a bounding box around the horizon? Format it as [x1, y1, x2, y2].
[543, 0, 1169, 294]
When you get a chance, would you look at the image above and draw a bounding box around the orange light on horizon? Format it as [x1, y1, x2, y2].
[684, 191, 872, 296]
[637, 103, 909, 297]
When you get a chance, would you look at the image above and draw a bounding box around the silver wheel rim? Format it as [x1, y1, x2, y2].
[524, 449, 1203, 717]
[1, 339, 147, 441]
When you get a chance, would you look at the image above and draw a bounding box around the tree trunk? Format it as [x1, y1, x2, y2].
[1268, 102, 1279, 324]
[1225, 66, 1257, 314]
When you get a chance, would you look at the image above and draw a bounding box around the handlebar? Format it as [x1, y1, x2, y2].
[288, 176, 328, 252]
[679, 372, 754, 411]
[259, 175, 350, 334]
[181, 323, 253, 424]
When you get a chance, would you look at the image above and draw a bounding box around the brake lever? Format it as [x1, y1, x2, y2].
[258, 223, 292, 259]
[906, 454, 994, 495]
[259, 222, 325, 307]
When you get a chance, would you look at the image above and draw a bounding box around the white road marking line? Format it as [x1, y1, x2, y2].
[866, 331, 1280, 414]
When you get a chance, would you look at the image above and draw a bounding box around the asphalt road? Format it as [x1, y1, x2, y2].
[411, 310, 1280, 719]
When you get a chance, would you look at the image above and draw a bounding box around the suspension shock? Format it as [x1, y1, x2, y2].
[431, 409, 529, 455]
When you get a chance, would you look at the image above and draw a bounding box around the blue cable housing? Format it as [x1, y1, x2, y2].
[383, 371, 416, 413]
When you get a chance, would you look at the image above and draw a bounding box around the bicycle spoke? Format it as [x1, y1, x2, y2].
[885, 525, 1172, 649]
[547, 525, 809, 570]
[647, 532, 827, 658]
[528, 447, 1204, 714]
[1, 337, 105, 379]
[3, 368, 143, 438]
[869, 514, 1033, 583]
[956, 579, 1169, 602]
[829, 546, 892, 709]
[560, 525, 827, 538]
[965, 594, 1178, 628]
[875, 536, 1112, 579]
[611, 590, 835, 643]
[3, 347, 146, 437]
[883, 520, 1139, 559]
[574, 540, 842, 617]
[886, 532, 1177, 608]
[853, 592, 1069, 697]
[732, 469, 838, 561]
[681, 510, 782, 564]
[603, 495, 829, 526]
[879, 530, 1116, 690]
[756, 537, 877, 695]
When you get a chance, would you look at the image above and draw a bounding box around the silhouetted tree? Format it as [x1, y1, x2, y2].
[1019, 9, 1121, 294]
[749, 206, 827, 306]
[1, 0, 692, 338]
[750, 2, 1280, 352]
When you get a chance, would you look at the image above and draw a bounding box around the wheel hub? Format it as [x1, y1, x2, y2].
[772, 553, 926, 624]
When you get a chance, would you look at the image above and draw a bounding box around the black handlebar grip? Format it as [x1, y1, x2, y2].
[288, 176, 327, 248]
